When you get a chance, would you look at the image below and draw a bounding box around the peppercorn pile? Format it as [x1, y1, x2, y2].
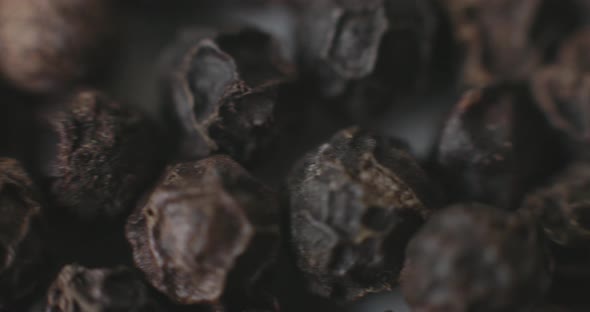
[1, 0, 590, 311]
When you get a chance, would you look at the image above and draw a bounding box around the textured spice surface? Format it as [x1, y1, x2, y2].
[288, 127, 436, 301]
[297, 0, 436, 91]
[435, 84, 564, 209]
[443, 0, 542, 86]
[161, 28, 295, 162]
[46, 265, 162, 312]
[401, 204, 551, 312]
[442, 0, 580, 87]
[524, 162, 590, 246]
[3, 2, 590, 311]
[126, 155, 280, 304]
[532, 28, 590, 152]
[42, 89, 164, 218]
[295, 0, 439, 120]
[297, 0, 389, 93]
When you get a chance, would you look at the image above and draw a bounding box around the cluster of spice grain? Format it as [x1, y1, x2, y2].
[0, 0, 590, 311]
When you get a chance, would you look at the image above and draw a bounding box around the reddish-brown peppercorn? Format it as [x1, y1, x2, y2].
[40, 89, 165, 218]
[160, 27, 295, 162]
[442, 0, 581, 87]
[288, 127, 437, 301]
[443, 0, 541, 85]
[126, 155, 280, 304]
[532, 28, 590, 153]
[0, 0, 113, 93]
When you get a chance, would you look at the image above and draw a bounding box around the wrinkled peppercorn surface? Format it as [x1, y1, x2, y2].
[127, 155, 279, 304]
[42, 89, 164, 218]
[288, 127, 436, 301]
[402, 204, 551, 312]
[161, 28, 295, 162]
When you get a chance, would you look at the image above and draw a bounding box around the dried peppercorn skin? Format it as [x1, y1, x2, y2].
[532, 28, 590, 153]
[46, 265, 162, 312]
[41, 89, 165, 218]
[345, 0, 440, 119]
[0, 158, 44, 307]
[0, 0, 113, 93]
[296, 0, 437, 100]
[126, 155, 280, 304]
[442, 0, 581, 87]
[523, 162, 590, 246]
[288, 127, 437, 301]
[296, 0, 388, 96]
[435, 84, 564, 209]
[442, 0, 542, 86]
[161, 28, 295, 162]
[401, 204, 551, 312]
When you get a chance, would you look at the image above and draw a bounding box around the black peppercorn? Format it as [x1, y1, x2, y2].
[296, 0, 388, 96]
[2, 1, 589, 311]
[441, 0, 581, 87]
[0, 158, 45, 307]
[39, 89, 165, 218]
[434, 84, 565, 209]
[531, 28, 590, 154]
[46, 265, 163, 312]
[0, 0, 114, 93]
[287, 127, 437, 301]
[294, 0, 438, 120]
[442, 0, 542, 86]
[296, 0, 437, 95]
[401, 203, 551, 312]
[126, 155, 280, 304]
[160, 27, 295, 162]
[523, 162, 590, 246]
